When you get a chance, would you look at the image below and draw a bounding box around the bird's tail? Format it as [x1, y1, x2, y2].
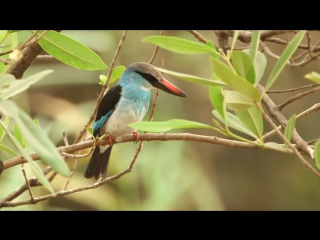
[84, 146, 113, 179]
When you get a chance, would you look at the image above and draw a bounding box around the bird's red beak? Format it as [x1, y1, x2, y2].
[155, 77, 187, 97]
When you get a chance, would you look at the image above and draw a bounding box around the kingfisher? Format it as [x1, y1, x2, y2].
[84, 62, 187, 179]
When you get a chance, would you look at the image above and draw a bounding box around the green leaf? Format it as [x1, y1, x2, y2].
[16, 110, 70, 177]
[0, 100, 69, 177]
[86, 126, 94, 137]
[143, 36, 218, 55]
[109, 66, 126, 84]
[264, 142, 291, 153]
[0, 32, 18, 73]
[224, 90, 255, 110]
[230, 30, 240, 54]
[99, 66, 126, 85]
[234, 107, 263, 138]
[304, 72, 320, 83]
[284, 114, 296, 148]
[243, 50, 267, 84]
[0, 74, 15, 92]
[212, 110, 256, 139]
[231, 51, 255, 84]
[0, 143, 17, 157]
[1, 70, 53, 99]
[249, 31, 260, 62]
[0, 116, 9, 142]
[129, 119, 214, 132]
[13, 123, 26, 148]
[206, 40, 219, 59]
[35, 30, 107, 71]
[0, 100, 19, 118]
[212, 110, 257, 138]
[155, 67, 226, 87]
[315, 141, 320, 169]
[211, 58, 261, 101]
[209, 86, 226, 121]
[265, 30, 306, 91]
[7, 30, 21, 34]
[0, 120, 54, 193]
[0, 30, 8, 44]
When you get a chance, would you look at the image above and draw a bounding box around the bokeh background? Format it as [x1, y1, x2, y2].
[1, 30, 320, 210]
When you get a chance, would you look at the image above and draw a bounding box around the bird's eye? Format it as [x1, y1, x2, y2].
[134, 70, 158, 83]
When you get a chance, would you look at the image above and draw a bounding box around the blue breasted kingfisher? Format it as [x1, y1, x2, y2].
[84, 62, 187, 179]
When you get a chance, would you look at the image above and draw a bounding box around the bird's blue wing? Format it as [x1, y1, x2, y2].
[93, 85, 122, 137]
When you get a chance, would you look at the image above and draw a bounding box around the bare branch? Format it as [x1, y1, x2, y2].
[277, 86, 320, 110]
[257, 85, 313, 158]
[267, 83, 320, 93]
[260, 104, 319, 177]
[74, 30, 127, 144]
[21, 164, 34, 202]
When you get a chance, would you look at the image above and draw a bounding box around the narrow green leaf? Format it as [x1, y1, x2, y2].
[284, 114, 296, 148]
[235, 107, 263, 138]
[0, 116, 9, 142]
[0, 143, 17, 157]
[209, 86, 226, 121]
[0, 120, 54, 193]
[129, 119, 214, 132]
[13, 123, 25, 148]
[0, 30, 8, 44]
[230, 30, 240, 54]
[243, 50, 267, 84]
[155, 67, 226, 87]
[109, 66, 126, 84]
[231, 51, 255, 84]
[0, 32, 18, 73]
[249, 31, 260, 62]
[211, 58, 261, 101]
[16, 110, 70, 177]
[0, 100, 19, 118]
[2, 70, 53, 99]
[264, 142, 291, 153]
[212, 110, 257, 138]
[304, 72, 320, 83]
[224, 90, 255, 110]
[35, 30, 107, 71]
[86, 126, 94, 137]
[0, 74, 15, 92]
[265, 30, 306, 91]
[143, 36, 218, 55]
[99, 66, 126, 85]
[0, 100, 69, 177]
[7, 30, 21, 34]
[206, 40, 219, 59]
[315, 140, 320, 169]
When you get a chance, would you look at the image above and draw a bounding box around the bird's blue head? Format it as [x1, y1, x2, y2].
[118, 62, 187, 97]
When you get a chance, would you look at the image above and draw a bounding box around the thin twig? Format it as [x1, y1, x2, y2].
[260, 105, 319, 177]
[267, 83, 320, 93]
[257, 85, 313, 158]
[0, 30, 49, 57]
[277, 86, 320, 110]
[21, 164, 34, 202]
[260, 103, 320, 142]
[63, 158, 77, 191]
[74, 30, 128, 144]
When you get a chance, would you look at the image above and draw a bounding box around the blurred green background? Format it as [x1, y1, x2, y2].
[1, 30, 320, 210]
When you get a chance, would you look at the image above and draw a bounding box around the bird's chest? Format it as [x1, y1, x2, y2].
[101, 97, 149, 136]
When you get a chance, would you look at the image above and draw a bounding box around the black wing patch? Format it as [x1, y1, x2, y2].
[93, 85, 122, 136]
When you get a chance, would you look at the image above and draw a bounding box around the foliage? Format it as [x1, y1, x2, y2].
[1, 30, 320, 210]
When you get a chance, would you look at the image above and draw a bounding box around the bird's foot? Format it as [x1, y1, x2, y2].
[108, 134, 114, 146]
[132, 131, 140, 143]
